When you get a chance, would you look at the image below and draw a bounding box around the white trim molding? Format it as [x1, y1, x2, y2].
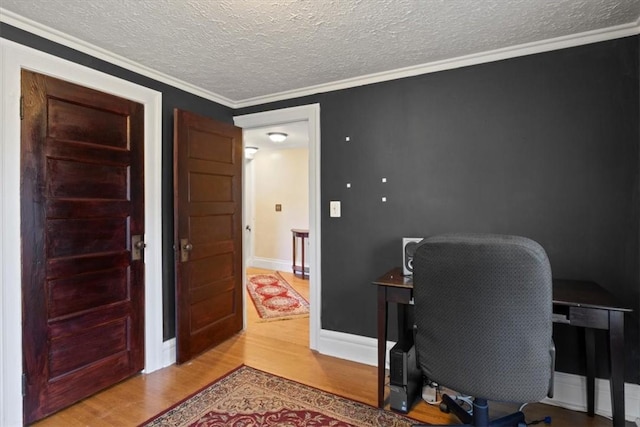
[318, 329, 640, 423]
[0, 8, 235, 108]
[2, 7, 638, 109]
[543, 373, 640, 422]
[162, 338, 177, 368]
[250, 257, 292, 273]
[230, 21, 640, 108]
[0, 39, 164, 427]
[234, 104, 321, 351]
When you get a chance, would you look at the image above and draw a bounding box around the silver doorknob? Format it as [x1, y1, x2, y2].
[134, 240, 146, 250]
[180, 238, 193, 262]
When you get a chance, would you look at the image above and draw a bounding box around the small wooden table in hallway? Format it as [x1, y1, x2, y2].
[291, 228, 309, 279]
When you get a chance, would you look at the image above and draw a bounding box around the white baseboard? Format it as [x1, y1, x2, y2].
[542, 371, 640, 422]
[317, 329, 640, 422]
[162, 338, 176, 367]
[250, 256, 293, 273]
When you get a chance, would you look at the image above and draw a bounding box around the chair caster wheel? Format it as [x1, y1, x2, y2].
[439, 402, 450, 413]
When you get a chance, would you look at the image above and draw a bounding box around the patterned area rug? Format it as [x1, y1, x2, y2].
[247, 272, 309, 321]
[141, 365, 417, 426]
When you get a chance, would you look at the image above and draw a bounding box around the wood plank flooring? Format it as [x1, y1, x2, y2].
[33, 268, 618, 426]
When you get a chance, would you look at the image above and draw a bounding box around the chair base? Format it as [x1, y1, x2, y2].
[413, 395, 527, 427]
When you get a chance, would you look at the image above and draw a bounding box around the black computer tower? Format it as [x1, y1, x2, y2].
[389, 337, 422, 413]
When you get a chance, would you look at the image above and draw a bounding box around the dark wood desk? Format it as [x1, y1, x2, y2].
[373, 267, 632, 426]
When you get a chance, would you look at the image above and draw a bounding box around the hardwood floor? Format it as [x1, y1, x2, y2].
[33, 268, 618, 426]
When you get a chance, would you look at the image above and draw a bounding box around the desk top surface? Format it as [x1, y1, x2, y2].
[373, 267, 632, 312]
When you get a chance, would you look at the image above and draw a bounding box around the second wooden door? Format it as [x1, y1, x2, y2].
[174, 109, 243, 364]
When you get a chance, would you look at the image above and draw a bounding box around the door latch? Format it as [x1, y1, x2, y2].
[180, 238, 193, 262]
[131, 235, 146, 261]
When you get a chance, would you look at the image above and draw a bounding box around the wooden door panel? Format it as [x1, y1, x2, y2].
[21, 70, 145, 423]
[191, 291, 236, 327]
[47, 199, 131, 218]
[188, 128, 234, 162]
[190, 215, 233, 242]
[190, 277, 235, 302]
[189, 255, 234, 286]
[189, 172, 234, 201]
[49, 319, 128, 375]
[48, 268, 128, 317]
[175, 109, 243, 364]
[47, 217, 128, 257]
[45, 351, 133, 408]
[47, 98, 129, 147]
[48, 252, 130, 279]
[47, 159, 128, 199]
[189, 201, 235, 216]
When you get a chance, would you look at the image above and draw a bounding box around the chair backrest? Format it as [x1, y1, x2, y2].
[413, 233, 553, 402]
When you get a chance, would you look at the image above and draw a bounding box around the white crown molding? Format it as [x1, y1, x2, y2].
[0, 8, 236, 108]
[1, 7, 638, 110]
[235, 20, 640, 108]
[2, 7, 639, 110]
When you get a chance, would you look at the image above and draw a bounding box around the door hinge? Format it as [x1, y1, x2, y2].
[22, 373, 26, 396]
[20, 96, 24, 120]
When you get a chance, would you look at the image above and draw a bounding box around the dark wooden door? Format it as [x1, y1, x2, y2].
[174, 109, 243, 364]
[21, 70, 145, 423]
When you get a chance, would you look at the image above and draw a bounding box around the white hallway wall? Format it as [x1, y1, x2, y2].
[252, 147, 309, 271]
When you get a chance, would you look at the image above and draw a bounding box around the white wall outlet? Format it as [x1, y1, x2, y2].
[330, 200, 341, 217]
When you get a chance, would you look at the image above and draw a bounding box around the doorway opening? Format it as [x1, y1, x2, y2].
[234, 104, 321, 350]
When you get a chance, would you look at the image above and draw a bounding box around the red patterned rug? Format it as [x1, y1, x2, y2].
[141, 365, 417, 426]
[247, 273, 309, 321]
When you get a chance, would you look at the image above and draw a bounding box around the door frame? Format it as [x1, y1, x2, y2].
[234, 105, 321, 350]
[243, 156, 256, 268]
[1, 39, 164, 426]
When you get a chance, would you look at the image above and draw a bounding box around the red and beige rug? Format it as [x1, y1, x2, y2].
[141, 365, 416, 426]
[247, 273, 309, 321]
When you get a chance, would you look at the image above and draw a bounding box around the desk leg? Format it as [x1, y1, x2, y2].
[609, 311, 625, 427]
[291, 233, 296, 274]
[584, 328, 595, 417]
[377, 286, 387, 408]
[301, 237, 306, 278]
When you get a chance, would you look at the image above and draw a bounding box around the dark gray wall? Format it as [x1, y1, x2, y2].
[2, 23, 638, 383]
[238, 36, 640, 384]
[1, 23, 234, 340]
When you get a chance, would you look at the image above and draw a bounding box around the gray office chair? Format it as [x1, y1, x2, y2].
[412, 233, 555, 427]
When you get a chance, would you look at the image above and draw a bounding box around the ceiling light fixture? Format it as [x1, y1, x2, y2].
[245, 146, 259, 159]
[267, 132, 288, 143]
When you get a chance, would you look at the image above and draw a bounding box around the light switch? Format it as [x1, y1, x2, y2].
[330, 201, 341, 217]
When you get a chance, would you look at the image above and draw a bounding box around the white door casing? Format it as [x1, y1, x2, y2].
[234, 104, 321, 350]
[1, 39, 164, 426]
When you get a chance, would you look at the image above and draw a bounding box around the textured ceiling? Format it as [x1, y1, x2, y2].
[1, 0, 639, 105]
